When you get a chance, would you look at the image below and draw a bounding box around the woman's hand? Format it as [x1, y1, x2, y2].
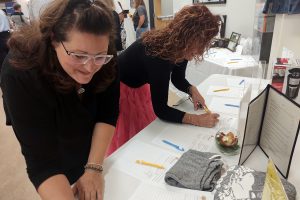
[189, 86, 206, 110]
[73, 170, 104, 200]
[118, 13, 125, 23]
[183, 113, 219, 128]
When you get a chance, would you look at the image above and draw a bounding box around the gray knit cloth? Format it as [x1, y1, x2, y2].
[214, 165, 297, 200]
[165, 149, 223, 191]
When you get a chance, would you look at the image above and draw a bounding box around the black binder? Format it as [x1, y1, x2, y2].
[239, 84, 300, 178]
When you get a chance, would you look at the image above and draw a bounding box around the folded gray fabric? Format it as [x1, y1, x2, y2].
[165, 149, 223, 191]
[214, 165, 297, 200]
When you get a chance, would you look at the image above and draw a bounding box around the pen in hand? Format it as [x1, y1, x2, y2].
[203, 105, 211, 114]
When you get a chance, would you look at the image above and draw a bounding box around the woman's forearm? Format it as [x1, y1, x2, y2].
[182, 113, 195, 125]
[87, 123, 115, 165]
[137, 15, 145, 28]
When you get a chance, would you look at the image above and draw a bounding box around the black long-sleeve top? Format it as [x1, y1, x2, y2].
[0, 54, 120, 189]
[118, 39, 191, 123]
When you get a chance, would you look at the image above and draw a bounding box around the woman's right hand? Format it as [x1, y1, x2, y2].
[183, 113, 220, 128]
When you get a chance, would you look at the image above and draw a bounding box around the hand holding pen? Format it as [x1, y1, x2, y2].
[188, 85, 206, 111]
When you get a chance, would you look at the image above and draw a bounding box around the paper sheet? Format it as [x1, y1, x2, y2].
[151, 125, 215, 153]
[207, 86, 244, 98]
[226, 78, 249, 88]
[110, 140, 179, 185]
[208, 97, 240, 116]
[129, 182, 213, 200]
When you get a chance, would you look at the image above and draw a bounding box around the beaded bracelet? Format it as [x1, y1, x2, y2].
[84, 163, 103, 173]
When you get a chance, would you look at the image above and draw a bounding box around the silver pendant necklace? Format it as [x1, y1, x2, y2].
[77, 87, 85, 94]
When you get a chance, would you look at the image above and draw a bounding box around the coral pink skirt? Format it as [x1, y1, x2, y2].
[106, 82, 156, 156]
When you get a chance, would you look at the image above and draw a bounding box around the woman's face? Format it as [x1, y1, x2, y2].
[184, 42, 208, 61]
[53, 29, 110, 84]
[184, 45, 201, 61]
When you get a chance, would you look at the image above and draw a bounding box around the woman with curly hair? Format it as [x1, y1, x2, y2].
[108, 4, 220, 154]
[1, 0, 119, 199]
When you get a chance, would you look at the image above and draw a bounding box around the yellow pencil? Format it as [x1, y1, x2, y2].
[136, 160, 165, 169]
[213, 88, 230, 92]
[203, 105, 211, 114]
[227, 61, 238, 64]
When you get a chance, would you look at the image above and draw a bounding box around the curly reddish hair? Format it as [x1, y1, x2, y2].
[142, 4, 220, 63]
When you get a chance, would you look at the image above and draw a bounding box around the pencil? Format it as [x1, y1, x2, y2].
[227, 61, 238, 64]
[213, 88, 230, 92]
[203, 105, 211, 113]
[136, 160, 165, 169]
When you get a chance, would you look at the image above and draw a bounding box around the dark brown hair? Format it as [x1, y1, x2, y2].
[13, 3, 21, 11]
[8, 0, 117, 93]
[134, 0, 145, 8]
[142, 4, 220, 63]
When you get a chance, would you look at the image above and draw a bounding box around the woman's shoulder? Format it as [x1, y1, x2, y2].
[119, 39, 145, 56]
[132, 39, 145, 49]
[1, 52, 57, 107]
[112, 10, 119, 17]
[1, 52, 45, 91]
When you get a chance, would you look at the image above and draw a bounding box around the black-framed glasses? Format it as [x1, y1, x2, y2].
[60, 41, 113, 66]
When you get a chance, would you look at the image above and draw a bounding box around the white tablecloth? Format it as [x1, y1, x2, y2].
[186, 48, 257, 86]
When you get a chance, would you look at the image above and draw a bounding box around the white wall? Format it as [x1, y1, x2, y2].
[173, 0, 192, 14]
[161, 0, 173, 16]
[171, 0, 256, 38]
[267, 14, 300, 78]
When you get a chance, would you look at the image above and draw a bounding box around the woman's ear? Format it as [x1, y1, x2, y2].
[50, 33, 59, 48]
[51, 40, 59, 49]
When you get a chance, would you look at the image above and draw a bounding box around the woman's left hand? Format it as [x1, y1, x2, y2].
[189, 85, 206, 110]
[73, 170, 104, 200]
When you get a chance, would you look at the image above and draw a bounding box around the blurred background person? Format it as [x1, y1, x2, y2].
[132, 0, 148, 39]
[10, 3, 29, 31]
[0, 9, 10, 72]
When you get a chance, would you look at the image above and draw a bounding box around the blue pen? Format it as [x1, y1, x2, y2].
[224, 104, 240, 108]
[239, 79, 245, 85]
[230, 58, 243, 61]
[162, 140, 184, 151]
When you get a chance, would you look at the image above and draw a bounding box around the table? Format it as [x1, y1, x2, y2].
[103, 74, 299, 200]
[186, 48, 258, 86]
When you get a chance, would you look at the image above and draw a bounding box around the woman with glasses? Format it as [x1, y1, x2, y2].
[1, 0, 119, 199]
[108, 4, 220, 154]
